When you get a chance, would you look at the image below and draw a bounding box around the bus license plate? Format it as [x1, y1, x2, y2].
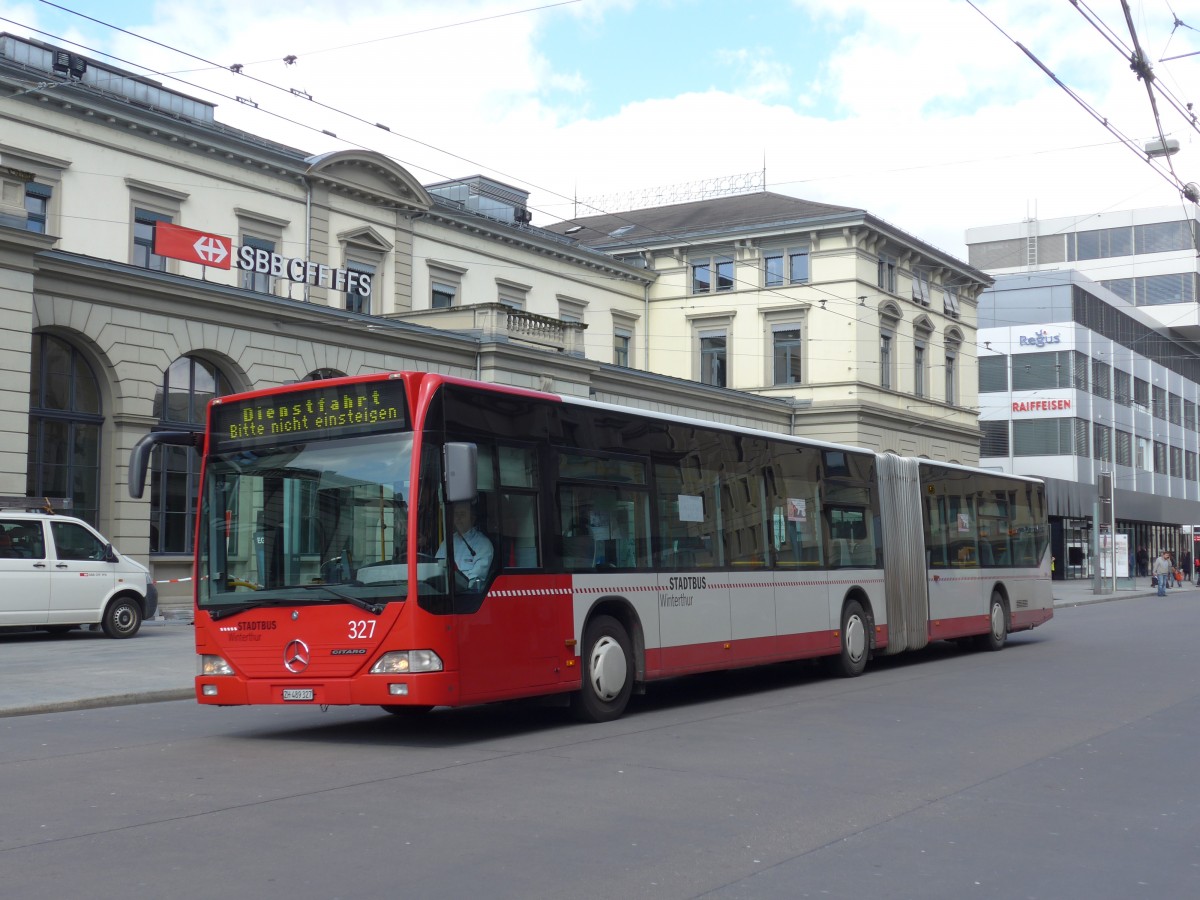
[282, 688, 314, 701]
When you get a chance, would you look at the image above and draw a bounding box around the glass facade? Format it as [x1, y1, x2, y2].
[978, 270, 1200, 583]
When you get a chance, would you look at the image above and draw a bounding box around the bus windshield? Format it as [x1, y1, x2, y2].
[198, 431, 430, 611]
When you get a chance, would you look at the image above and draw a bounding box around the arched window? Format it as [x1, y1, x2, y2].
[26, 334, 103, 525]
[878, 302, 903, 392]
[944, 328, 964, 407]
[304, 369, 346, 381]
[149, 356, 232, 553]
[913, 316, 935, 399]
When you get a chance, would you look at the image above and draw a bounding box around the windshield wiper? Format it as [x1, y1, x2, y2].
[209, 599, 288, 620]
[295, 583, 383, 616]
[208, 585, 383, 620]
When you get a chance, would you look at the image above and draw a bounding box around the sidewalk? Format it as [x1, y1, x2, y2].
[1, 580, 1186, 718]
[0, 618, 195, 718]
[1052, 576, 1194, 607]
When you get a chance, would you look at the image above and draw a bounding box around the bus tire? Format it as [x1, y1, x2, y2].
[836, 600, 869, 677]
[102, 595, 143, 639]
[980, 593, 1007, 652]
[571, 615, 633, 722]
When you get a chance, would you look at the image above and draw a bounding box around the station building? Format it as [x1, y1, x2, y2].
[1, 32, 990, 612]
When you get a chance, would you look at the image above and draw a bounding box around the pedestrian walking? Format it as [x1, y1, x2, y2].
[1136, 546, 1149, 578]
[1182, 549, 1193, 584]
[1153, 549, 1172, 597]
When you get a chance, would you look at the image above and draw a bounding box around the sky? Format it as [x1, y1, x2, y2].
[4, 0, 1200, 258]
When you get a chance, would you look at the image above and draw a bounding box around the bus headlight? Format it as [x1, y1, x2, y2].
[370, 650, 444, 674]
[199, 655, 234, 676]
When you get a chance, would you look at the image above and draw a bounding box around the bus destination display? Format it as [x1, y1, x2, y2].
[211, 379, 408, 450]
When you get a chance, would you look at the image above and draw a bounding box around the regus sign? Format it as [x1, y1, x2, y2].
[1018, 329, 1061, 348]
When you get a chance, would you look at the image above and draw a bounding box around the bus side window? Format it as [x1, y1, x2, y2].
[558, 489, 593, 570]
[500, 492, 539, 568]
[495, 444, 540, 569]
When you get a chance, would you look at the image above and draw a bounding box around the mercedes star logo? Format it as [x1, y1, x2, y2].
[283, 639, 311, 673]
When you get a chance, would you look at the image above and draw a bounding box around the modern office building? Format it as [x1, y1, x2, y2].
[969, 206, 1200, 579]
[966, 205, 1200, 333]
[975, 268, 1200, 580]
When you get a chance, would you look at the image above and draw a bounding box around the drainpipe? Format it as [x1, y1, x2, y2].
[643, 277, 650, 370]
[303, 177, 312, 303]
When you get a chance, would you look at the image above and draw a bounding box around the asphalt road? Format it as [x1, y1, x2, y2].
[1, 593, 1197, 899]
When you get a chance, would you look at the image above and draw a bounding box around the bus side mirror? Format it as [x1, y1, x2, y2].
[128, 431, 202, 499]
[443, 442, 478, 503]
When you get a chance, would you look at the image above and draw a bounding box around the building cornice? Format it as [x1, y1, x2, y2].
[423, 207, 656, 285]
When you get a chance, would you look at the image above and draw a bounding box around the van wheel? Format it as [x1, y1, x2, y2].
[571, 615, 633, 722]
[102, 596, 143, 639]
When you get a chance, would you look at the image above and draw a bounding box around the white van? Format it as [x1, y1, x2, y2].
[0, 509, 157, 638]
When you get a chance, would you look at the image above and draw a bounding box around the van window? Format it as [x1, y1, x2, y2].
[0, 520, 45, 559]
[51, 521, 108, 561]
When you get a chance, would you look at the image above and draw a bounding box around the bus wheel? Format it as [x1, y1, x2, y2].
[380, 705, 434, 717]
[102, 596, 142, 639]
[980, 593, 1007, 652]
[571, 615, 633, 722]
[836, 600, 869, 677]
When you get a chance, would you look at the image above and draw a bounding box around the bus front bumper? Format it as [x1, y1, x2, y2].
[195, 671, 459, 707]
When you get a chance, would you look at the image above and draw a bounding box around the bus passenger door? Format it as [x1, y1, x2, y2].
[657, 569, 731, 673]
[455, 446, 566, 702]
[656, 491, 731, 672]
[771, 501, 833, 657]
[724, 470, 776, 663]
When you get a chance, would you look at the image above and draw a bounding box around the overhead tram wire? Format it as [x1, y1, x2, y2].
[1073, 0, 1200, 254]
[965, 0, 1191, 203]
[1073, 0, 1200, 134]
[33, 0, 579, 194]
[6, 14, 978, 361]
[1072, 0, 1200, 147]
[1160, 4, 1200, 62]
[145, 0, 587, 73]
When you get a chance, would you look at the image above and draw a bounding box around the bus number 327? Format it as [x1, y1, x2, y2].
[349, 620, 377, 640]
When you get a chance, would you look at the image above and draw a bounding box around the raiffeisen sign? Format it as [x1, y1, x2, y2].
[152, 222, 372, 298]
[1011, 398, 1072, 413]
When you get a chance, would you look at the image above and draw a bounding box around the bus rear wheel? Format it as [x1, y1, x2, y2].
[571, 615, 633, 723]
[836, 600, 869, 677]
[980, 593, 1008, 651]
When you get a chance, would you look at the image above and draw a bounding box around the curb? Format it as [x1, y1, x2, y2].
[1053, 589, 1164, 608]
[0, 688, 193, 719]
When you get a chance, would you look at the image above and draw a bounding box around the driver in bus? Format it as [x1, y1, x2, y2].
[435, 501, 494, 590]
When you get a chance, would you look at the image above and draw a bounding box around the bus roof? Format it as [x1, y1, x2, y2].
[210, 370, 1044, 488]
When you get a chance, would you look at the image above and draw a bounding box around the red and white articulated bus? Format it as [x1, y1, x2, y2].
[129, 372, 1052, 722]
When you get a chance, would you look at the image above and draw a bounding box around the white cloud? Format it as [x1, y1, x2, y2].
[11, 0, 1198, 258]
